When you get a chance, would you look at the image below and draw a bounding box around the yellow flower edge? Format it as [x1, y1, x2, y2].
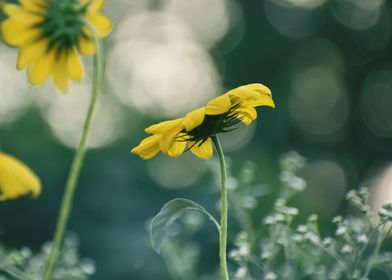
[1, 0, 112, 92]
[0, 152, 41, 201]
[131, 83, 275, 160]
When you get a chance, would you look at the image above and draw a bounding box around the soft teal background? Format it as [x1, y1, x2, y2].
[1, 0, 392, 279]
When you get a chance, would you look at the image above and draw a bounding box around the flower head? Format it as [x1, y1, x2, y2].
[131, 83, 275, 160]
[1, 0, 112, 92]
[0, 152, 41, 200]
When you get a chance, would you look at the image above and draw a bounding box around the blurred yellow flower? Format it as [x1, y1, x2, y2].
[1, 0, 112, 92]
[0, 152, 41, 201]
[132, 83, 275, 160]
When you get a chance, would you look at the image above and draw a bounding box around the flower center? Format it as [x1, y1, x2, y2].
[185, 104, 242, 143]
[38, 0, 88, 51]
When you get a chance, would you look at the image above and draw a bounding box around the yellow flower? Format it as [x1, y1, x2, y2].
[1, 0, 112, 92]
[131, 83, 275, 160]
[0, 152, 41, 200]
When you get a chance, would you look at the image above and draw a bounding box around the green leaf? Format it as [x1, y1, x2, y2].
[150, 198, 220, 253]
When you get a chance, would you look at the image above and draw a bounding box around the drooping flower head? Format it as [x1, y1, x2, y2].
[1, 0, 112, 92]
[131, 83, 275, 160]
[0, 152, 41, 200]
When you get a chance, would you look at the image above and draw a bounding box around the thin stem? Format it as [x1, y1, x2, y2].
[351, 227, 378, 277]
[212, 135, 230, 280]
[232, 195, 255, 245]
[43, 29, 104, 280]
[319, 244, 348, 272]
[363, 224, 392, 278]
[0, 267, 27, 280]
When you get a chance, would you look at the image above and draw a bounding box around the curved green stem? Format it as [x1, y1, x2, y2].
[212, 135, 230, 280]
[43, 29, 104, 280]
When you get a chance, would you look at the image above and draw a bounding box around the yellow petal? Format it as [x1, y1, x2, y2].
[3, 4, 43, 24]
[237, 107, 257, 119]
[227, 83, 272, 102]
[0, 152, 41, 200]
[240, 83, 272, 96]
[17, 38, 48, 70]
[81, 0, 103, 11]
[20, 0, 45, 13]
[241, 94, 275, 108]
[167, 139, 187, 158]
[228, 89, 260, 102]
[145, 118, 183, 134]
[183, 107, 205, 131]
[78, 35, 96, 55]
[131, 135, 161, 160]
[87, 0, 104, 13]
[233, 107, 257, 125]
[190, 138, 213, 159]
[52, 50, 69, 93]
[238, 114, 253, 125]
[1, 18, 41, 46]
[67, 47, 84, 81]
[86, 13, 112, 37]
[28, 46, 56, 85]
[205, 95, 231, 115]
[160, 122, 184, 154]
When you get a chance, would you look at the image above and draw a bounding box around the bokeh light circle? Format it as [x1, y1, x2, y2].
[0, 47, 33, 126]
[164, 0, 230, 47]
[265, 0, 326, 39]
[219, 122, 256, 152]
[147, 153, 207, 189]
[369, 163, 392, 212]
[107, 11, 221, 118]
[330, 0, 385, 31]
[360, 70, 392, 138]
[37, 84, 126, 149]
[302, 160, 347, 215]
[289, 66, 349, 139]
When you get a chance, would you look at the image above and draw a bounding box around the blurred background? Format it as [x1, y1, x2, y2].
[1, 0, 392, 279]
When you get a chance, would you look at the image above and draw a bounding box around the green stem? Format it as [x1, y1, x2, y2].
[43, 30, 104, 280]
[212, 135, 230, 280]
[363, 224, 392, 278]
[0, 267, 27, 280]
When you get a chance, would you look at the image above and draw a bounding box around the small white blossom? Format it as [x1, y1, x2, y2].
[332, 216, 343, 224]
[289, 176, 306, 191]
[235, 267, 247, 278]
[292, 234, 304, 242]
[274, 199, 286, 208]
[229, 250, 238, 258]
[279, 171, 292, 183]
[285, 207, 299, 216]
[264, 216, 276, 225]
[322, 237, 332, 246]
[356, 234, 369, 244]
[341, 244, 353, 254]
[346, 190, 357, 200]
[297, 225, 308, 233]
[238, 244, 250, 256]
[228, 177, 239, 190]
[274, 213, 286, 223]
[336, 226, 347, 236]
[308, 214, 318, 222]
[261, 249, 273, 260]
[242, 196, 257, 209]
[305, 232, 320, 244]
[265, 272, 277, 280]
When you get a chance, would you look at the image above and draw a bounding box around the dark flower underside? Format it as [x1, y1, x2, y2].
[34, 0, 89, 52]
[181, 103, 243, 148]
